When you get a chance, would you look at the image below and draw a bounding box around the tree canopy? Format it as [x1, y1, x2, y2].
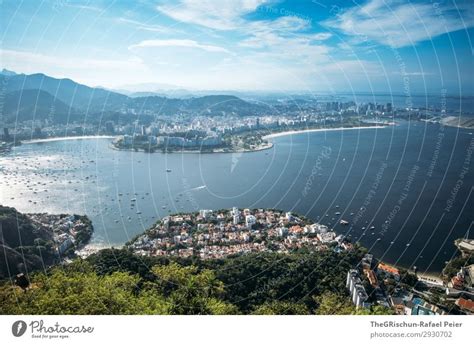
[0, 248, 393, 315]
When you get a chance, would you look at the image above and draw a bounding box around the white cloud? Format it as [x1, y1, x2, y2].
[116, 17, 183, 34]
[250, 16, 311, 32]
[310, 32, 332, 41]
[325, 0, 474, 48]
[129, 39, 230, 53]
[0, 49, 150, 87]
[157, 0, 268, 30]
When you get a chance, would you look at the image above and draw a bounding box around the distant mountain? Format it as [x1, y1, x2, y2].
[128, 94, 264, 116]
[0, 72, 128, 112]
[186, 95, 259, 115]
[2, 89, 77, 123]
[0, 68, 17, 76]
[0, 71, 269, 124]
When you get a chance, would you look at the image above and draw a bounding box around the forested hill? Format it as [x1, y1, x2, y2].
[0, 247, 394, 315]
[0, 205, 93, 279]
[0, 205, 53, 279]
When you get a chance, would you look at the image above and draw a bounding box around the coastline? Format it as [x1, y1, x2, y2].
[262, 125, 387, 140]
[109, 141, 274, 154]
[110, 125, 387, 154]
[440, 116, 474, 129]
[22, 135, 116, 144]
[17, 126, 387, 152]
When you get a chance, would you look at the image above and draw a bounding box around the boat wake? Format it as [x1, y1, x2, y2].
[190, 185, 207, 191]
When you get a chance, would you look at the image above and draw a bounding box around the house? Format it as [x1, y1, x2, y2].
[317, 231, 336, 243]
[455, 298, 474, 314]
[364, 268, 378, 288]
[377, 262, 400, 281]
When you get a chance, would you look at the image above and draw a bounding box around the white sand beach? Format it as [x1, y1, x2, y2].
[22, 135, 116, 144]
[262, 125, 387, 139]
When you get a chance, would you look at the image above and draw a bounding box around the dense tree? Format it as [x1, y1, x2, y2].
[150, 263, 238, 315]
[313, 292, 356, 315]
[0, 247, 394, 315]
[0, 261, 157, 315]
[252, 301, 310, 315]
[0, 261, 236, 315]
[354, 305, 395, 315]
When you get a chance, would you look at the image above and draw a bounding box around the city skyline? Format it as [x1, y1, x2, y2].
[1, 0, 473, 93]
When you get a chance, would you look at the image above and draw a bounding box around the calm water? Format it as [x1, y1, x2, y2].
[1, 120, 473, 272]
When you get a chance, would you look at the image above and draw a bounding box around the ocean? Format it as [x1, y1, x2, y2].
[1, 120, 472, 273]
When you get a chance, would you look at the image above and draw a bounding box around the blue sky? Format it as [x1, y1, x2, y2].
[1, 0, 473, 94]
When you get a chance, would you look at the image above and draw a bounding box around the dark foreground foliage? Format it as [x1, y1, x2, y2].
[0, 248, 393, 315]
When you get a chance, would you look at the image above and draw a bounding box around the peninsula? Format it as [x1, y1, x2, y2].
[112, 120, 385, 154]
[0, 205, 94, 279]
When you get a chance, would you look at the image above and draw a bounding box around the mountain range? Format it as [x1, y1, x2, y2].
[0, 70, 267, 125]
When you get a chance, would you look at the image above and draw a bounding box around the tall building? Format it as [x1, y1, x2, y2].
[105, 121, 115, 134]
[233, 214, 240, 225]
[3, 128, 11, 141]
[245, 215, 256, 229]
[199, 209, 213, 220]
[346, 269, 370, 309]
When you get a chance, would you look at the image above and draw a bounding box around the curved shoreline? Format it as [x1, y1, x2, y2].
[262, 125, 387, 140]
[16, 126, 388, 154]
[22, 135, 116, 144]
[17, 126, 387, 149]
[108, 141, 274, 154]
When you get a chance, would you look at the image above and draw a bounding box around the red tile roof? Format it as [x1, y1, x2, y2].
[456, 298, 474, 312]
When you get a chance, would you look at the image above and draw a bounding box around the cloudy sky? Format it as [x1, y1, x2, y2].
[1, 0, 473, 93]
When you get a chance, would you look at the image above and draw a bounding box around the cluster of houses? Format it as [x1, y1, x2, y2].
[28, 213, 92, 255]
[129, 208, 353, 259]
[445, 264, 474, 314]
[119, 132, 223, 149]
[347, 253, 453, 314]
[346, 254, 446, 314]
[347, 252, 474, 315]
